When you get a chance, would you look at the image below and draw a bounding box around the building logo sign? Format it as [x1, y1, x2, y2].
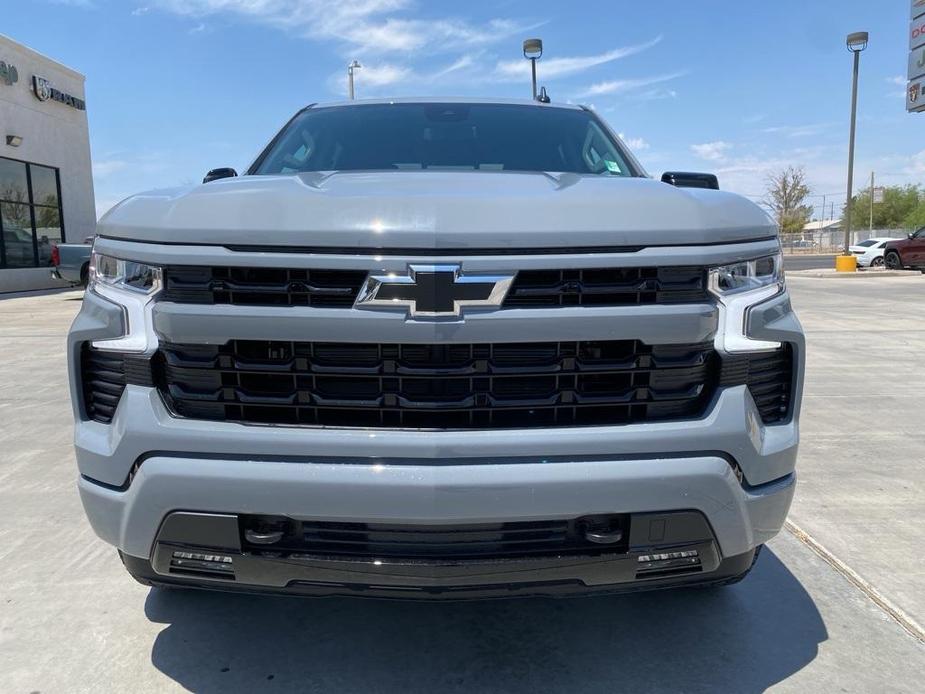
[32, 75, 86, 111]
[0, 59, 18, 86]
[911, 81, 921, 105]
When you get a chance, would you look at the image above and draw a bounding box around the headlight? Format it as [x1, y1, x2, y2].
[708, 253, 783, 296]
[89, 253, 162, 294]
[709, 252, 784, 353]
[88, 252, 162, 353]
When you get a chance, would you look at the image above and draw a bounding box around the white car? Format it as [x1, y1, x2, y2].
[850, 237, 901, 268]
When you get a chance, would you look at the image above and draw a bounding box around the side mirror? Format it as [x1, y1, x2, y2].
[661, 171, 720, 190]
[203, 167, 237, 184]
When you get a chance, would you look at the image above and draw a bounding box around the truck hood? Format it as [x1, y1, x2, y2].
[98, 171, 775, 249]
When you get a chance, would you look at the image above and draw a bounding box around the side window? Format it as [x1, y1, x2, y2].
[915, 228, 925, 239]
[582, 122, 623, 174]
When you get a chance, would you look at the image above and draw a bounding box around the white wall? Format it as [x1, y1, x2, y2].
[1, 33, 95, 291]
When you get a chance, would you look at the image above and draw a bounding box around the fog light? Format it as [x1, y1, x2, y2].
[638, 549, 699, 563]
[171, 550, 234, 572]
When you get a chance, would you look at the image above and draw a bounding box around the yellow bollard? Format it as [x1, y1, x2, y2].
[835, 255, 857, 272]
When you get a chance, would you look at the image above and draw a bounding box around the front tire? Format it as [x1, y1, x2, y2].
[885, 251, 903, 270]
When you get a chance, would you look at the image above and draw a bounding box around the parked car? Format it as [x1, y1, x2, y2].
[51, 236, 94, 286]
[849, 237, 901, 268]
[884, 227, 925, 270]
[68, 98, 804, 598]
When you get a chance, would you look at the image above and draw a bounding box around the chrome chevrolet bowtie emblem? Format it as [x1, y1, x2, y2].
[355, 264, 514, 318]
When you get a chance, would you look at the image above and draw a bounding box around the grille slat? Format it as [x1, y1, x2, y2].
[156, 340, 717, 429]
[162, 265, 708, 308]
[162, 266, 368, 307]
[503, 267, 707, 307]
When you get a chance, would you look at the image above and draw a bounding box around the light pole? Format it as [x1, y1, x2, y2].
[842, 31, 868, 258]
[347, 60, 361, 100]
[523, 38, 543, 100]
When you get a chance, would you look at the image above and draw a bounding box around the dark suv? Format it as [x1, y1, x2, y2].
[884, 227, 925, 270]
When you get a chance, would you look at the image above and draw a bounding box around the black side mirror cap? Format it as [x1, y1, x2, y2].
[661, 171, 720, 190]
[203, 167, 238, 184]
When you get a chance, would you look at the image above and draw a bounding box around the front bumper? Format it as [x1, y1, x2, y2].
[82, 453, 790, 596]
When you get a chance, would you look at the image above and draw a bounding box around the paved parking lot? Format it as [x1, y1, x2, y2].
[1, 276, 924, 692]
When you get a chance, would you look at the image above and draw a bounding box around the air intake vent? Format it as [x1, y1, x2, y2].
[80, 345, 154, 423]
[720, 345, 794, 424]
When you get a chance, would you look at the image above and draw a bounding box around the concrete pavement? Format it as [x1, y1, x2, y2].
[0, 284, 923, 692]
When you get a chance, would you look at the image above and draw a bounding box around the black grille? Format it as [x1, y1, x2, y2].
[161, 266, 368, 307]
[503, 267, 707, 307]
[720, 346, 794, 424]
[156, 340, 718, 429]
[241, 516, 629, 560]
[80, 347, 155, 423]
[161, 265, 707, 308]
[81, 347, 126, 423]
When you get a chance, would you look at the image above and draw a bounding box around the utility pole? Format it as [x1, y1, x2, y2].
[842, 32, 868, 257]
[869, 171, 875, 232]
[821, 194, 827, 223]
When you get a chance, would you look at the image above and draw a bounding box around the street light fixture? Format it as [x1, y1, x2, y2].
[841, 31, 868, 265]
[523, 38, 543, 100]
[347, 60, 361, 100]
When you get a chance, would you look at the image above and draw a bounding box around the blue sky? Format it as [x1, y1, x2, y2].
[6, 0, 924, 220]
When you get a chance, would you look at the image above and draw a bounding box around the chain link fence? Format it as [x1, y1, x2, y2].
[780, 229, 909, 254]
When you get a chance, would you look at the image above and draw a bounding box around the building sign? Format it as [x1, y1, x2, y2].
[31, 75, 85, 111]
[912, 45, 925, 82]
[909, 1, 925, 112]
[873, 187, 885, 205]
[0, 59, 18, 86]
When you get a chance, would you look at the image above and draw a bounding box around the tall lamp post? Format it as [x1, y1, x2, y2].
[523, 38, 543, 100]
[842, 31, 868, 259]
[347, 60, 361, 100]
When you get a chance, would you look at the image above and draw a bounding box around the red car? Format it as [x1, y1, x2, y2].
[884, 227, 925, 270]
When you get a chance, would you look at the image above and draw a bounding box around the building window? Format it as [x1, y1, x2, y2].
[0, 156, 66, 269]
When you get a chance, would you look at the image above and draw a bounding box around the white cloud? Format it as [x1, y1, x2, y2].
[691, 141, 732, 161]
[352, 63, 413, 87]
[92, 159, 128, 177]
[492, 36, 662, 81]
[761, 122, 833, 138]
[152, 1, 532, 54]
[887, 75, 906, 86]
[630, 88, 677, 101]
[131, 6, 150, 15]
[576, 71, 685, 98]
[618, 133, 649, 151]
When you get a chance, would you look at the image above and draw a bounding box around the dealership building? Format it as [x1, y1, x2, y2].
[0, 34, 95, 292]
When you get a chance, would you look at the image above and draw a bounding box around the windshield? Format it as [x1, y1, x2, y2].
[251, 103, 636, 176]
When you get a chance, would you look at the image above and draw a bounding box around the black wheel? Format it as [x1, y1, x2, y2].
[884, 251, 903, 270]
[870, 256, 885, 268]
[79, 263, 90, 288]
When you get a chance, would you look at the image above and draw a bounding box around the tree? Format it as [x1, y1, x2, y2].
[845, 184, 922, 230]
[905, 195, 925, 230]
[765, 167, 813, 234]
